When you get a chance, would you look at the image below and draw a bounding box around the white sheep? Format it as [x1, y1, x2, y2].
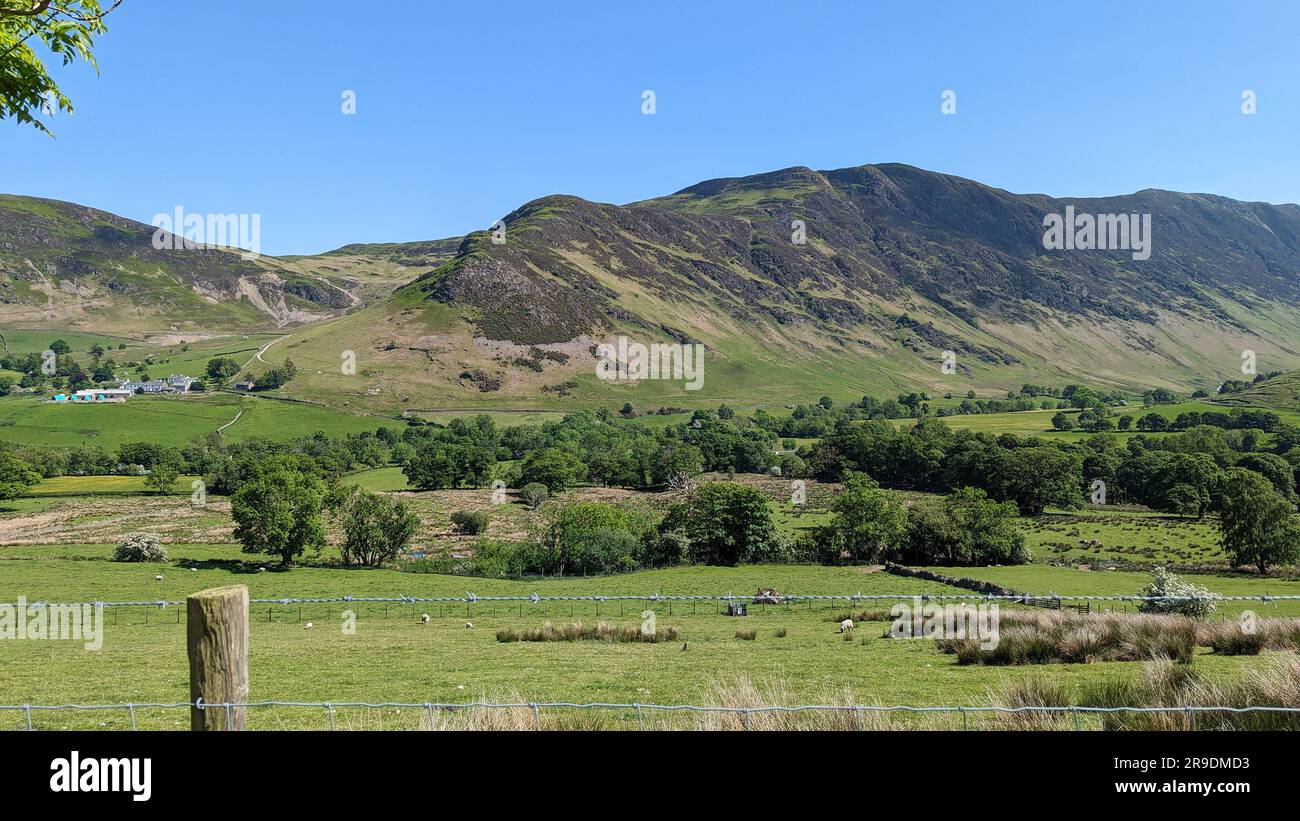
[154, 574, 164, 581]
[304, 622, 314, 630]
[420, 613, 430, 624]
[838, 618, 854, 633]
[464, 621, 474, 630]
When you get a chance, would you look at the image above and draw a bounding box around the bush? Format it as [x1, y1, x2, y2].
[521, 482, 549, 510]
[535, 501, 656, 576]
[639, 529, 688, 568]
[566, 527, 642, 576]
[1137, 566, 1218, 617]
[113, 533, 168, 563]
[450, 510, 490, 535]
[457, 539, 534, 578]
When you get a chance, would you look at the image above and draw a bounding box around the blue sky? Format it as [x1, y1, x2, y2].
[2, 0, 1297, 255]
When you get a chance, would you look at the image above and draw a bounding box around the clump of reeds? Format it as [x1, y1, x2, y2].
[495, 621, 680, 644]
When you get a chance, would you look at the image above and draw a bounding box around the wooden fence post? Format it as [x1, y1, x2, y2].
[187, 585, 249, 731]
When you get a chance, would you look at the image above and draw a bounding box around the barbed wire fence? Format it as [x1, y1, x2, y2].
[6, 590, 1297, 731]
[3, 590, 1296, 625]
[4, 699, 1300, 732]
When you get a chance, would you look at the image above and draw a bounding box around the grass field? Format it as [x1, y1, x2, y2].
[0, 393, 396, 449]
[0, 329, 278, 381]
[0, 551, 1284, 729]
[0, 394, 241, 449]
[2, 386, 1297, 730]
[27, 475, 200, 496]
[1021, 508, 1226, 567]
[342, 465, 412, 491]
[0, 329, 139, 357]
[898, 399, 1300, 441]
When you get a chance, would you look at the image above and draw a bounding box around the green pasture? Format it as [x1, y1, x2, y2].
[0, 551, 1283, 728]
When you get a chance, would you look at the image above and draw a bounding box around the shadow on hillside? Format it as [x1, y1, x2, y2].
[177, 559, 288, 574]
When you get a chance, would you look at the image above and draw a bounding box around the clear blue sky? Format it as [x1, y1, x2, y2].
[3, 0, 1297, 255]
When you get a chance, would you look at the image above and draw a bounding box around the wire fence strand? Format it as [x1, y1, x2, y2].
[4, 591, 1295, 609]
[2, 699, 1298, 731]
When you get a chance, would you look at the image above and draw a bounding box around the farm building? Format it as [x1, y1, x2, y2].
[119, 374, 196, 394]
[52, 388, 134, 403]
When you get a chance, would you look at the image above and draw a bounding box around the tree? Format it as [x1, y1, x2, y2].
[403, 442, 461, 490]
[1235, 452, 1297, 502]
[996, 447, 1082, 515]
[205, 357, 241, 387]
[817, 472, 908, 564]
[1051, 411, 1075, 431]
[339, 489, 419, 567]
[403, 441, 494, 490]
[0, 451, 40, 500]
[231, 468, 326, 566]
[1163, 484, 1201, 516]
[518, 447, 586, 492]
[944, 486, 1028, 564]
[660, 482, 778, 566]
[253, 358, 297, 391]
[144, 453, 181, 495]
[1144, 453, 1223, 518]
[1, 1, 120, 133]
[1076, 406, 1114, 431]
[653, 442, 703, 491]
[46, 338, 70, 354]
[1219, 469, 1300, 574]
[90, 359, 116, 382]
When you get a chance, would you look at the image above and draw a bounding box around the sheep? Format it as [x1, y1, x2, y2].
[838, 618, 854, 634]
[464, 621, 474, 629]
[304, 622, 314, 630]
[420, 613, 430, 625]
[154, 574, 164, 581]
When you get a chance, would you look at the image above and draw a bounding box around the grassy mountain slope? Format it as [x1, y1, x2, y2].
[1215, 370, 1300, 410]
[0, 194, 459, 337]
[270, 163, 1300, 412]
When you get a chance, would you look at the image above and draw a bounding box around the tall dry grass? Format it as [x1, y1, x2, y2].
[999, 654, 1300, 731]
[495, 621, 680, 643]
[688, 675, 902, 731]
[935, 610, 1300, 666]
[408, 656, 1300, 731]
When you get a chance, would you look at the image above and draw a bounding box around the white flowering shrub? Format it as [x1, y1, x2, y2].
[1138, 566, 1217, 617]
[113, 532, 169, 563]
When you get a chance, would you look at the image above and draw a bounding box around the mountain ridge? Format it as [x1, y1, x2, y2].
[6, 162, 1300, 410]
